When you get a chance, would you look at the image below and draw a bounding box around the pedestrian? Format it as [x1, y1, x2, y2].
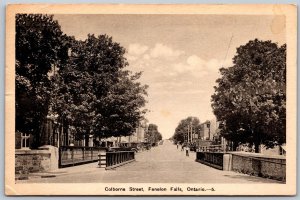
[177, 143, 179, 149]
[186, 145, 190, 156]
[108, 144, 112, 152]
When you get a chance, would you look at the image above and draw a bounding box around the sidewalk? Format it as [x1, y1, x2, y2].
[16, 161, 103, 181]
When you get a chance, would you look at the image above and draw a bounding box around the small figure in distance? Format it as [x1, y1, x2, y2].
[107, 144, 112, 152]
[186, 144, 190, 156]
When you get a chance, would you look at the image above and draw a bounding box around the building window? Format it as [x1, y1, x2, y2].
[21, 133, 30, 149]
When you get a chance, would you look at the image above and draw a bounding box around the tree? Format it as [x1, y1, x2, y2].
[173, 116, 201, 144]
[16, 14, 148, 147]
[145, 124, 162, 144]
[211, 39, 286, 152]
[52, 34, 148, 143]
[16, 14, 69, 148]
[51, 53, 97, 145]
[95, 70, 148, 139]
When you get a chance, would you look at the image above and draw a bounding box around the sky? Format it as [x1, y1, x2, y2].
[54, 14, 286, 139]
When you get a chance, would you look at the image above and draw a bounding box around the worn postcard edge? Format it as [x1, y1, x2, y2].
[5, 4, 297, 196]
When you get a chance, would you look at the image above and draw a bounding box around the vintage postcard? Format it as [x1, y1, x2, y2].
[5, 4, 297, 195]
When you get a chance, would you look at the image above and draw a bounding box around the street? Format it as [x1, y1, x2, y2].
[19, 140, 282, 183]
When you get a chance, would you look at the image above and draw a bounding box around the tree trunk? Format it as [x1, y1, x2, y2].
[32, 127, 41, 149]
[99, 136, 102, 147]
[254, 142, 260, 153]
[63, 123, 68, 146]
[85, 133, 89, 147]
[232, 141, 239, 151]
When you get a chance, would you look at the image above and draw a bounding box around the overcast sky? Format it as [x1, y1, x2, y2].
[54, 14, 286, 139]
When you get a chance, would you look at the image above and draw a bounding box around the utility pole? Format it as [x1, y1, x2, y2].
[188, 122, 193, 144]
[191, 124, 193, 143]
[187, 124, 189, 144]
[207, 121, 211, 140]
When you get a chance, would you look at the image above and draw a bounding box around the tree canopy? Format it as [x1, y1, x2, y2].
[211, 39, 286, 152]
[16, 14, 70, 147]
[172, 116, 201, 144]
[51, 32, 148, 141]
[145, 124, 162, 144]
[95, 70, 148, 138]
[16, 14, 148, 147]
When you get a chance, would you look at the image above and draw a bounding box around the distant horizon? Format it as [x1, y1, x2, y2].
[53, 14, 286, 139]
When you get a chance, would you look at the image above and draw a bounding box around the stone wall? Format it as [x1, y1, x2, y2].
[15, 146, 58, 175]
[196, 151, 285, 182]
[15, 150, 50, 174]
[231, 152, 286, 181]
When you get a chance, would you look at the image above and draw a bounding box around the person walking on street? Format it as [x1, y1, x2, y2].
[186, 145, 190, 156]
[177, 143, 179, 149]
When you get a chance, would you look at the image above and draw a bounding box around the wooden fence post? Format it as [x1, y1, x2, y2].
[98, 149, 106, 168]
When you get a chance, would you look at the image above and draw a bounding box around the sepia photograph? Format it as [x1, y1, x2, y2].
[5, 4, 297, 195]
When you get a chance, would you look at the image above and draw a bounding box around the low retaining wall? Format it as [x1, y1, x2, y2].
[195, 151, 286, 181]
[231, 152, 286, 181]
[15, 145, 58, 175]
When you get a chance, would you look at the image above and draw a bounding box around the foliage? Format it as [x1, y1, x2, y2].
[95, 70, 148, 138]
[145, 124, 162, 144]
[15, 14, 69, 147]
[211, 39, 286, 152]
[51, 34, 148, 141]
[172, 117, 201, 144]
[16, 14, 148, 147]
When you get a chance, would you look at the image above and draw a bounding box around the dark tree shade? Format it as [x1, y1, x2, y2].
[211, 39, 286, 152]
[145, 124, 162, 144]
[16, 14, 148, 147]
[52, 34, 148, 141]
[16, 14, 69, 147]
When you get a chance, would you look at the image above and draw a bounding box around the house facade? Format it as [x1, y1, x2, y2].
[16, 113, 147, 149]
[199, 120, 212, 140]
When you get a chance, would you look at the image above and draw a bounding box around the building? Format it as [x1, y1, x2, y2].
[16, 111, 148, 149]
[120, 121, 147, 144]
[199, 120, 212, 140]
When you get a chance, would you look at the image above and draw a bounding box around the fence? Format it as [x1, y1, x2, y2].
[196, 152, 224, 170]
[59, 146, 106, 168]
[105, 151, 135, 169]
[198, 144, 228, 153]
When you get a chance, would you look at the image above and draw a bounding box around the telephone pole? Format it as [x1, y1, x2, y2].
[187, 124, 189, 144]
[191, 124, 193, 143]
